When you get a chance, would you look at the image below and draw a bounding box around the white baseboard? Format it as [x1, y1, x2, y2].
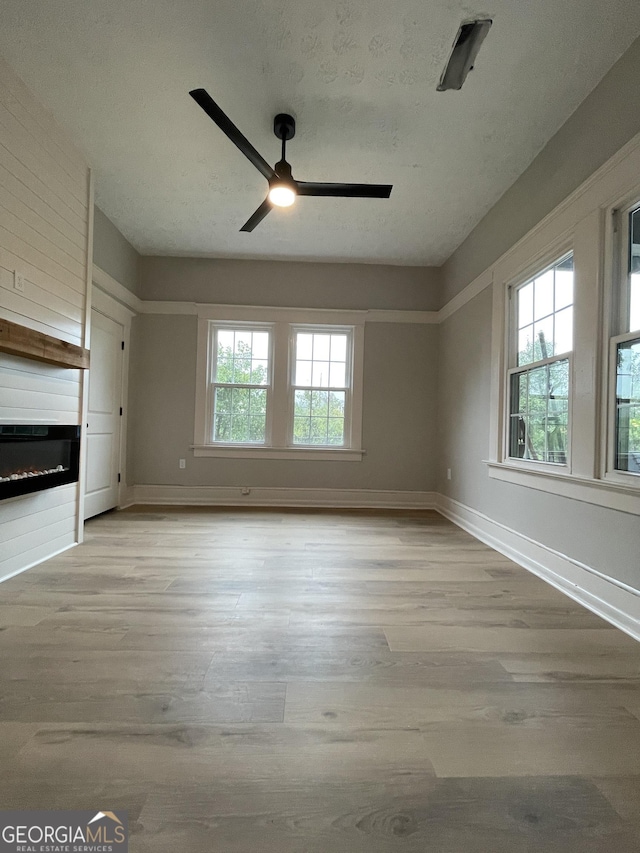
[129, 484, 436, 510]
[436, 494, 640, 643]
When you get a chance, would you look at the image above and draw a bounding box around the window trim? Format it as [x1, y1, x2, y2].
[193, 310, 365, 461]
[288, 324, 354, 450]
[604, 329, 640, 484]
[506, 355, 574, 472]
[504, 250, 575, 471]
[486, 460, 640, 515]
[616, 200, 640, 335]
[206, 322, 274, 448]
[601, 196, 640, 487]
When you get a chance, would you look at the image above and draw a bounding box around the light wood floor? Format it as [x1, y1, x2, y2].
[2, 507, 640, 851]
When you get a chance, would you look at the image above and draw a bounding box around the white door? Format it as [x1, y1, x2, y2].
[84, 309, 123, 519]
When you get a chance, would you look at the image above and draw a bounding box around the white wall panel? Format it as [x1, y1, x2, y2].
[0, 482, 75, 524]
[0, 104, 87, 215]
[0, 186, 85, 260]
[0, 498, 76, 544]
[0, 362, 80, 398]
[0, 97, 86, 192]
[0, 147, 87, 238]
[0, 162, 85, 254]
[0, 385, 80, 415]
[2, 514, 77, 563]
[0, 57, 90, 581]
[0, 73, 87, 185]
[0, 259, 85, 311]
[0, 285, 83, 344]
[0, 274, 84, 326]
[0, 202, 85, 277]
[0, 266, 85, 321]
[0, 223, 84, 292]
[0, 532, 77, 583]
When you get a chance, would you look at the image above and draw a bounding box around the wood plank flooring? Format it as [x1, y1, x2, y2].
[1, 506, 640, 851]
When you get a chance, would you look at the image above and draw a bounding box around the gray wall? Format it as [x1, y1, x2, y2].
[442, 34, 640, 304]
[437, 284, 640, 590]
[93, 206, 141, 296]
[141, 256, 441, 311]
[130, 314, 438, 493]
[131, 257, 441, 494]
[438, 34, 640, 591]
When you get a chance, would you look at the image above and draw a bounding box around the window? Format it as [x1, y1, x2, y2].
[292, 329, 350, 446]
[211, 327, 271, 444]
[625, 205, 640, 333]
[194, 310, 364, 460]
[487, 147, 640, 514]
[615, 338, 640, 473]
[508, 254, 574, 465]
[612, 203, 640, 475]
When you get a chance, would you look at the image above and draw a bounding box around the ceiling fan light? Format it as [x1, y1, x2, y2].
[268, 184, 297, 207]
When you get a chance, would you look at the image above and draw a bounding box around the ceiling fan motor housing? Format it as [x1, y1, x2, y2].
[273, 158, 294, 182]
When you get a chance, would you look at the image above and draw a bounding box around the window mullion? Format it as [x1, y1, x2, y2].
[214, 382, 266, 390]
[571, 212, 601, 478]
[291, 385, 348, 392]
[508, 284, 518, 369]
[270, 321, 290, 447]
[507, 352, 569, 375]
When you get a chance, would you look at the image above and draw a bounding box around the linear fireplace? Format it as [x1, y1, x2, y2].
[0, 425, 81, 501]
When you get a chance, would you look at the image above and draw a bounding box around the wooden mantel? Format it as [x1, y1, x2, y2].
[0, 317, 89, 369]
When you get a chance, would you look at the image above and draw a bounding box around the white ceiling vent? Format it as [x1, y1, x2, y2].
[437, 19, 493, 91]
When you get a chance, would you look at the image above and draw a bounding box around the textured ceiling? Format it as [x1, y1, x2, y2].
[2, 1, 640, 265]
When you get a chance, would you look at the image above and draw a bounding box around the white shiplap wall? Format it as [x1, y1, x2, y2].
[0, 57, 91, 581]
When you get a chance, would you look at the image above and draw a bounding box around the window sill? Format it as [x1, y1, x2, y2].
[191, 445, 365, 461]
[486, 461, 640, 516]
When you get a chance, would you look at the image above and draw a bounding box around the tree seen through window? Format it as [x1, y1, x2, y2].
[213, 329, 269, 443]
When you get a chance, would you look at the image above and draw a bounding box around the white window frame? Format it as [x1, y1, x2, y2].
[603, 196, 640, 486]
[506, 251, 574, 471]
[193, 305, 365, 460]
[495, 242, 576, 477]
[608, 331, 640, 481]
[289, 324, 354, 449]
[206, 322, 274, 447]
[617, 201, 640, 335]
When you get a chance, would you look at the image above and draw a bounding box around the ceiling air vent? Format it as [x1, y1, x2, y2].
[437, 19, 493, 91]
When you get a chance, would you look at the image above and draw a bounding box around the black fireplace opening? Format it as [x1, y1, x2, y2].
[0, 425, 81, 500]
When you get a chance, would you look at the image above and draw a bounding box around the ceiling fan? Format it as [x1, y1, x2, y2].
[189, 89, 393, 232]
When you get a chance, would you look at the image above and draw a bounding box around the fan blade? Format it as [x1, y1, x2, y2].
[297, 182, 392, 198]
[189, 89, 276, 182]
[240, 199, 272, 232]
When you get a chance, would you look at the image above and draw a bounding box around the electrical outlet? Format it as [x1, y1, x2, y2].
[179, 458, 186, 469]
[447, 468, 452, 480]
[13, 271, 25, 292]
